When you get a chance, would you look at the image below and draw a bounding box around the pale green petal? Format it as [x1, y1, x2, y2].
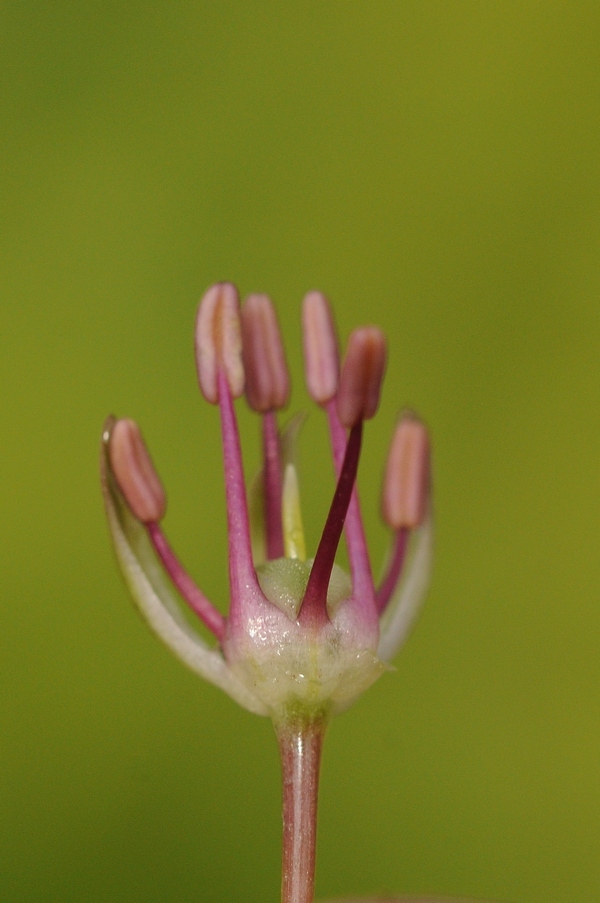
[100, 419, 269, 716]
[282, 463, 306, 560]
[377, 506, 434, 663]
[280, 412, 308, 560]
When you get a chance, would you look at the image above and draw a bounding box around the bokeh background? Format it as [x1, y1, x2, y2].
[2, 3, 600, 901]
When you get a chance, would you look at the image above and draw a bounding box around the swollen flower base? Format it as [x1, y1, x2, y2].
[100, 284, 433, 903]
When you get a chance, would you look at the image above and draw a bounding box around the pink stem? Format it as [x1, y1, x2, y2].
[263, 412, 285, 559]
[147, 522, 226, 641]
[217, 369, 261, 616]
[375, 528, 409, 614]
[325, 400, 376, 610]
[299, 423, 362, 628]
[278, 720, 325, 903]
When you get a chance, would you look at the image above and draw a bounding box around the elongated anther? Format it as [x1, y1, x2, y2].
[302, 290, 340, 405]
[241, 293, 290, 412]
[195, 282, 244, 403]
[110, 418, 167, 523]
[336, 327, 387, 428]
[382, 413, 430, 529]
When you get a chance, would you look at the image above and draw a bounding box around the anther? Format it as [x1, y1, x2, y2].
[336, 327, 387, 428]
[241, 293, 290, 412]
[302, 291, 340, 405]
[382, 413, 430, 530]
[195, 282, 244, 403]
[109, 418, 167, 523]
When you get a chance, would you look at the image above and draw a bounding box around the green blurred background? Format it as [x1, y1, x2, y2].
[2, 3, 600, 901]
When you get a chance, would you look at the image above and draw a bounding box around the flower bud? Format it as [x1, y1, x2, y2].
[336, 327, 387, 428]
[382, 413, 430, 529]
[195, 282, 244, 403]
[302, 291, 340, 405]
[241, 293, 290, 412]
[109, 418, 167, 523]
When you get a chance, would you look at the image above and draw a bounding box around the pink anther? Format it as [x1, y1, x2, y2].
[241, 293, 290, 413]
[336, 327, 387, 428]
[195, 282, 245, 404]
[382, 413, 430, 530]
[109, 418, 166, 523]
[302, 291, 340, 405]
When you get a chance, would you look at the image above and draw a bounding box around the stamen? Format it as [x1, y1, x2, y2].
[262, 412, 285, 559]
[239, 293, 289, 559]
[109, 418, 226, 639]
[299, 422, 363, 628]
[336, 327, 387, 428]
[308, 308, 381, 618]
[216, 369, 262, 611]
[377, 415, 430, 612]
[147, 523, 226, 641]
[241, 293, 290, 413]
[382, 413, 430, 530]
[195, 282, 244, 404]
[109, 418, 166, 523]
[302, 291, 340, 405]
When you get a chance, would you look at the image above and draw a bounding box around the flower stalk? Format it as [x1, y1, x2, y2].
[278, 718, 326, 903]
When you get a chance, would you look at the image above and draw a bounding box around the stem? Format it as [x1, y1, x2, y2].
[277, 719, 326, 903]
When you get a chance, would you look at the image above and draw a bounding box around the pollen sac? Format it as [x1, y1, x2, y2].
[109, 418, 167, 523]
[382, 413, 430, 529]
[336, 326, 387, 428]
[302, 290, 340, 405]
[195, 282, 245, 403]
[241, 293, 290, 412]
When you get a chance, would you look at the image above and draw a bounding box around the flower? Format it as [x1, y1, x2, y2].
[100, 284, 432, 726]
